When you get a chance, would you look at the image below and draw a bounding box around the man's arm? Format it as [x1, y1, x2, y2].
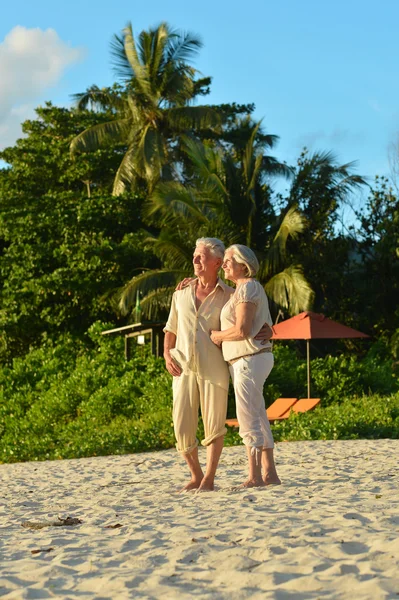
[254, 322, 273, 344]
[164, 331, 182, 376]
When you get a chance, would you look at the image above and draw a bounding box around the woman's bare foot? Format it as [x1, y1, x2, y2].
[180, 478, 203, 492]
[197, 477, 215, 492]
[263, 472, 281, 486]
[241, 478, 266, 488]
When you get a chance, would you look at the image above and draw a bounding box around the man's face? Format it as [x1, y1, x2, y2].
[193, 244, 222, 277]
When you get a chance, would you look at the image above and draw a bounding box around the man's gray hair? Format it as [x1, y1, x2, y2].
[195, 237, 225, 259]
[226, 244, 259, 276]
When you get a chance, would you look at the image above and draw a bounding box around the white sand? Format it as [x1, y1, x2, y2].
[0, 439, 398, 599]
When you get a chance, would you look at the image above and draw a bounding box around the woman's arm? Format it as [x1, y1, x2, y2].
[210, 302, 256, 345]
[175, 277, 197, 291]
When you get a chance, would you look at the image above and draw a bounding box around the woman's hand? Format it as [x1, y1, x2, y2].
[175, 277, 197, 291]
[210, 330, 222, 347]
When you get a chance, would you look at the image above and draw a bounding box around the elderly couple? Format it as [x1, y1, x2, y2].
[164, 237, 281, 491]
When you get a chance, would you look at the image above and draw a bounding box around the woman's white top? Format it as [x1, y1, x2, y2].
[220, 280, 273, 362]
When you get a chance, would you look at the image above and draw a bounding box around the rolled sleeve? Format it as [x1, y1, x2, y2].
[163, 293, 178, 335]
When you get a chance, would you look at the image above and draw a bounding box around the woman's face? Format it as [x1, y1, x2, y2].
[222, 250, 246, 282]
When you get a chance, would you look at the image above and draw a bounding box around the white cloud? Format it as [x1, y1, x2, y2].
[0, 26, 84, 149]
[295, 128, 366, 151]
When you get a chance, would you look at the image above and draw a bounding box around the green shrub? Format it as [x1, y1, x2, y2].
[0, 330, 398, 464]
[0, 323, 174, 463]
[263, 343, 398, 406]
[270, 392, 399, 441]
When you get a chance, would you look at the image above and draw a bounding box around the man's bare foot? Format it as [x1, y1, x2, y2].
[180, 478, 203, 492]
[197, 477, 215, 492]
[241, 478, 266, 488]
[263, 472, 281, 486]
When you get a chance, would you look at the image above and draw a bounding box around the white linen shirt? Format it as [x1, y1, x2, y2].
[164, 279, 233, 390]
[220, 280, 273, 362]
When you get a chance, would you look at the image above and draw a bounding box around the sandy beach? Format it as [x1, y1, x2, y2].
[0, 439, 398, 599]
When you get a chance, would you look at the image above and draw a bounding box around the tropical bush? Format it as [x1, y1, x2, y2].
[261, 343, 398, 407]
[0, 328, 398, 464]
[0, 324, 174, 463]
[1, 20, 399, 463]
[262, 393, 399, 442]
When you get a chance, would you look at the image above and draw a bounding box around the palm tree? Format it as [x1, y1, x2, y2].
[119, 127, 314, 319]
[289, 149, 367, 237]
[148, 119, 293, 243]
[284, 149, 367, 316]
[70, 22, 220, 195]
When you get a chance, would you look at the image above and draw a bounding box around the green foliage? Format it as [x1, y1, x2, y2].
[262, 344, 398, 406]
[0, 103, 161, 360]
[226, 392, 399, 443]
[1, 19, 399, 465]
[0, 331, 398, 464]
[0, 325, 174, 463]
[354, 177, 399, 337]
[122, 130, 313, 320]
[0, 103, 122, 197]
[71, 22, 220, 195]
[0, 188, 154, 360]
[265, 393, 399, 442]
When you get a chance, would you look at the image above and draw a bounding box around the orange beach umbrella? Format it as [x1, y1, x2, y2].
[271, 311, 369, 398]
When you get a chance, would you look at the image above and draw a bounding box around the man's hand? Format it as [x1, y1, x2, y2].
[175, 277, 197, 291]
[210, 330, 222, 347]
[254, 322, 273, 345]
[164, 352, 182, 377]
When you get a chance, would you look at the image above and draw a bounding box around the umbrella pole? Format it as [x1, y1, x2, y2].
[307, 339, 311, 399]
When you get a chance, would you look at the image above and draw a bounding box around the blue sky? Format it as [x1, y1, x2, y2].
[1, 0, 399, 202]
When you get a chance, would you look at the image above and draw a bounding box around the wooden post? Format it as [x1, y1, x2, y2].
[150, 330, 157, 357]
[124, 336, 130, 361]
[306, 339, 311, 399]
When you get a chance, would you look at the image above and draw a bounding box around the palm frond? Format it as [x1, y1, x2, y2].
[259, 206, 306, 276]
[111, 22, 152, 98]
[118, 268, 190, 315]
[110, 33, 135, 81]
[112, 143, 139, 196]
[165, 29, 202, 63]
[145, 181, 211, 223]
[166, 106, 221, 131]
[265, 265, 314, 315]
[135, 24, 169, 96]
[71, 85, 124, 111]
[242, 121, 262, 186]
[146, 233, 194, 268]
[261, 156, 295, 179]
[182, 137, 228, 197]
[139, 286, 177, 320]
[292, 150, 367, 201]
[70, 119, 129, 154]
[136, 125, 165, 184]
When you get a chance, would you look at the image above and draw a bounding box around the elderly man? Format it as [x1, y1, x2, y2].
[164, 237, 271, 492]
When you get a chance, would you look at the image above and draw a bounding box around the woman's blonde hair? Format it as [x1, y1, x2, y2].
[226, 244, 259, 277]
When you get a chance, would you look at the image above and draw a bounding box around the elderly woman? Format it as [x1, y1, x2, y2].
[210, 244, 281, 488]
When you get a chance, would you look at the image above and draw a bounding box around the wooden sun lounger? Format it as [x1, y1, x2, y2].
[226, 398, 298, 428]
[292, 398, 321, 413]
[278, 397, 321, 419]
[266, 398, 298, 422]
[226, 397, 321, 428]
